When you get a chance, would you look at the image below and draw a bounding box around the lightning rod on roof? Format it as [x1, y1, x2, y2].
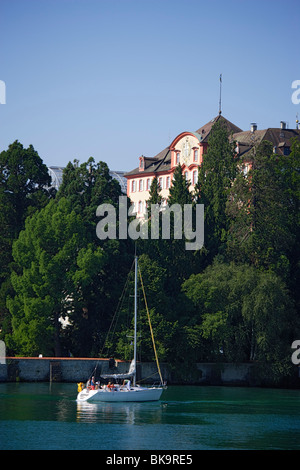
[219, 74, 222, 115]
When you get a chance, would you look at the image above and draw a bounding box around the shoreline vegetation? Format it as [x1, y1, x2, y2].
[0, 121, 299, 388]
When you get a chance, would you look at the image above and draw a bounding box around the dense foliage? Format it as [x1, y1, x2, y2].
[0, 123, 299, 385]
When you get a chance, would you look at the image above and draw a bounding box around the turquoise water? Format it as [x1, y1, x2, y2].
[0, 383, 299, 450]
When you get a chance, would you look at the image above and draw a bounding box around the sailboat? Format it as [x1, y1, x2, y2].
[76, 256, 165, 402]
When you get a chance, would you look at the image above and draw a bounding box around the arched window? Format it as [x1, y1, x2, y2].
[192, 169, 198, 185]
[138, 200, 143, 214]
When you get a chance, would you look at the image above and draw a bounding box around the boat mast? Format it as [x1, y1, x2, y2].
[133, 255, 138, 387]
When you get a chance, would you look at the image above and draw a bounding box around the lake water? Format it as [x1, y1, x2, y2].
[0, 382, 299, 450]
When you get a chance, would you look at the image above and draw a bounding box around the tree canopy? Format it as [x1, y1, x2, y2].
[1, 128, 299, 386]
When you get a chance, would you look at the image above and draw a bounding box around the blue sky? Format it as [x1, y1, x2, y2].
[1, 0, 299, 171]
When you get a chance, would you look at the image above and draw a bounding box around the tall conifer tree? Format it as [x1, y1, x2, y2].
[147, 175, 162, 213]
[194, 120, 237, 259]
[168, 164, 193, 206]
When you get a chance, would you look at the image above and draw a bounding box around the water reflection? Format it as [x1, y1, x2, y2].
[1, 384, 299, 449]
[76, 401, 163, 425]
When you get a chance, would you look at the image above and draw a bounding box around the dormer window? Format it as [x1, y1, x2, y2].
[278, 142, 291, 156]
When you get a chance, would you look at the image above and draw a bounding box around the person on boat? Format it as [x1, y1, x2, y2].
[90, 376, 96, 390]
[121, 379, 130, 391]
[77, 382, 84, 392]
[95, 381, 101, 390]
[107, 382, 115, 391]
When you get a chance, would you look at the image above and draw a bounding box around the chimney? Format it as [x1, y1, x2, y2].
[280, 121, 286, 130]
[250, 123, 257, 132]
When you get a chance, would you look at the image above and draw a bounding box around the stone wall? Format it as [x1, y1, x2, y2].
[0, 357, 260, 386]
[1, 357, 298, 387]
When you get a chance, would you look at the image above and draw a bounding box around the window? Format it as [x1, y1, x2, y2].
[176, 152, 180, 164]
[131, 180, 136, 192]
[130, 202, 136, 214]
[159, 177, 163, 189]
[146, 178, 151, 191]
[166, 176, 171, 189]
[139, 179, 144, 191]
[192, 169, 198, 185]
[184, 171, 189, 181]
[138, 200, 143, 214]
[194, 149, 198, 162]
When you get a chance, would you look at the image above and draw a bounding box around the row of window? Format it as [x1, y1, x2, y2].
[175, 148, 199, 165]
[133, 199, 169, 215]
[185, 169, 198, 185]
[130, 170, 198, 193]
[131, 178, 150, 192]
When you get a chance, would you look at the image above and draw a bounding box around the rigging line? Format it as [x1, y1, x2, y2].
[100, 258, 135, 357]
[137, 371, 161, 384]
[138, 265, 163, 385]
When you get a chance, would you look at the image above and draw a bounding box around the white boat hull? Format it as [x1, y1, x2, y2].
[77, 386, 163, 403]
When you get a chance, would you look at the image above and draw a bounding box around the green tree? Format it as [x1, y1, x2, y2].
[182, 261, 298, 382]
[147, 175, 162, 210]
[57, 158, 122, 240]
[168, 164, 193, 206]
[140, 163, 196, 302]
[6, 156, 134, 357]
[276, 138, 300, 313]
[0, 140, 51, 243]
[56, 158, 133, 356]
[6, 198, 88, 356]
[106, 253, 186, 364]
[227, 140, 299, 279]
[0, 141, 52, 344]
[136, 164, 203, 365]
[194, 120, 237, 259]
